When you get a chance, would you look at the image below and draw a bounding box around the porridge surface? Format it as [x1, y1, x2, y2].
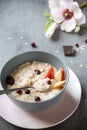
[7, 61, 62, 102]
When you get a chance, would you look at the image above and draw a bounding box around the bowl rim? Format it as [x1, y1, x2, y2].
[1, 51, 69, 104]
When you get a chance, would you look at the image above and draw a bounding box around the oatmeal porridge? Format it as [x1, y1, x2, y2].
[6, 61, 66, 102]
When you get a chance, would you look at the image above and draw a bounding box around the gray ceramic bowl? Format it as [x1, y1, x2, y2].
[0, 51, 69, 111]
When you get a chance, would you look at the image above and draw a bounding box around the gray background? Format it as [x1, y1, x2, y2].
[0, 0, 87, 130]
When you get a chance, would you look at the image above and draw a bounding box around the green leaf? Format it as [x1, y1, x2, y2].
[44, 11, 51, 20]
[45, 19, 53, 32]
[74, 26, 80, 33]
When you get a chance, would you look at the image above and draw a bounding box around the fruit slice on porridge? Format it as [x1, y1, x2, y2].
[45, 66, 66, 89]
[53, 80, 66, 89]
[45, 66, 54, 79]
[54, 67, 65, 82]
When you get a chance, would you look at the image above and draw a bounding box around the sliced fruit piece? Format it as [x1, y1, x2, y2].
[45, 66, 54, 79]
[54, 67, 65, 82]
[53, 80, 66, 89]
[60, 67, 65, 80]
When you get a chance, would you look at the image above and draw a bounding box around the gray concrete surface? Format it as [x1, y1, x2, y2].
[0, 0, 87, 130]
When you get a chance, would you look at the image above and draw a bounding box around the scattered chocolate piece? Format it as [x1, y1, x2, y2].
[63, 45, 75, 56]
[35, 70, 41, 75]
[75, 43, 79, 47]
[31, 42, 37, 48]
[16, 90, 22, 95]
[25, 89, 30, 94]
[6, 76, 15, 85]
[35, 96, 41, 101]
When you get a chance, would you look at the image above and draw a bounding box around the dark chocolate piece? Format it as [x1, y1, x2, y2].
[63, 46, 74, 56]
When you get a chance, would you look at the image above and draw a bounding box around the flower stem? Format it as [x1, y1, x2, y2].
[79, 2, 87, 9]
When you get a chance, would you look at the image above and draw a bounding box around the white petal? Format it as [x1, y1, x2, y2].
[51, 7, 64, 23]
[59, 0, 73, 9]
[61, 0, 73, 3]
[60, 18, 76, 32]
[45, 23, 59, 38]
[72, 2, 83, 20]
[48, 0, 59, 10]
[76, 14, 86, 25]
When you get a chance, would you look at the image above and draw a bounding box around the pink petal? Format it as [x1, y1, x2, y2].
[59, 0, 73, 9]
[76, 14, 86, 25]
[60, 17, 76, 32]
[51, 7, 65, 23]
[72, 2, 83, 20]
[48, 0, 59, 10]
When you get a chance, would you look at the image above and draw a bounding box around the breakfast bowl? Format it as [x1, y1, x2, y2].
[0, 51, 69, 111]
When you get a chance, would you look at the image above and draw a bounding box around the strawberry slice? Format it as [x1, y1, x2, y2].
[45, 66, 54, 79]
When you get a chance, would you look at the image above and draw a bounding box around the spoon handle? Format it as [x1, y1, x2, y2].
[0, 86, 33, 95]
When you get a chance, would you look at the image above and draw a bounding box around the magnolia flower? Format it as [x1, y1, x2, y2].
[45, 0, 86, 38]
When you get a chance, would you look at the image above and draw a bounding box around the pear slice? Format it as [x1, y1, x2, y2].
[54, 67, 65, 82]
[53, 80, 66, 89]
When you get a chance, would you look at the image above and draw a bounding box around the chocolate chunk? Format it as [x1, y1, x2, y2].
[63, 46, 74, 56]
